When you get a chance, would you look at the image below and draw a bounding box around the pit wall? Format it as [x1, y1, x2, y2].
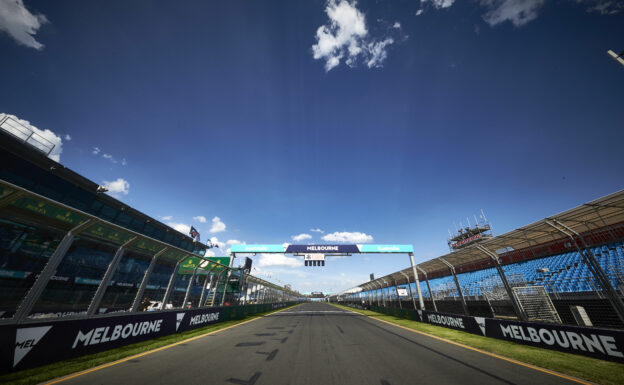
[0, 302, 297, 374]
[343, 303, 624, 364]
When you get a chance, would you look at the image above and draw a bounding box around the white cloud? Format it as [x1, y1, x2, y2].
[292, 233, 312, 242]
[417, 0, 621, 29]
[392, 21, 401, 29]
[322, 231, 373, 243]
[0, 113, 63, 162]
[160, 215, 173, 221]
[210, 236, 226, 249]
[64, 134, 71, 141]
[204, 249, 216, 258]
[102, 153, 119, 164]
[579, 0, 623, 14]
[102, 178, 130, 195]
[479, 0, 545, 27]
[311, 0, 395, 71]
[421, 0, 456, 9]
[193, 215, 207, 223]
[0, 0, 48, 50]
[92, 147, 100, 155]
[226, 239, 244, 245]
[310, 228, 324, 233]
[258, 253, 304, 268]
[366, 38, 393, 68]
[121, 158, 127, 166]
[167, 222, 191, 235]
[209, 216, 226, 233]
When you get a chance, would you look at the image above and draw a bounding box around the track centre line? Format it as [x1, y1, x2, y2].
[332, 305, 592, 385]
[43, 304, 303, 385]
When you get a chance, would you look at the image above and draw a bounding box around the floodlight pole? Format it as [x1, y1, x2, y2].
[439, 258, 469, 315]
[409, 253, 425, 310]
[608, 50, 624, 67]
[417, 266, 436, 312]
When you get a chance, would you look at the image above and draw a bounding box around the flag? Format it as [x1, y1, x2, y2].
[189, 226, 200, 242]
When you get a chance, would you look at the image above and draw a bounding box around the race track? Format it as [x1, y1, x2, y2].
[52, 302, 581, 385]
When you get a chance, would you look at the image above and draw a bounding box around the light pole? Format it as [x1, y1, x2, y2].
[607, 50, 624, 67]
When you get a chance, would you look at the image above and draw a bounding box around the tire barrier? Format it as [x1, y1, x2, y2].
[0, 302, 297, 374]
[351, 304, 624, 364]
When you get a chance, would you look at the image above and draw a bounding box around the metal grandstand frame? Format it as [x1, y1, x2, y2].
[339, 190, 624, 324]
[0, 179, 299, 325]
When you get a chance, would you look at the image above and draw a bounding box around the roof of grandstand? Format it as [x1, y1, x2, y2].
[0, 127, 207, 254]
[358, 189, 624, 289]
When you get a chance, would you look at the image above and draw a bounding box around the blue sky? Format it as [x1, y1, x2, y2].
[1, 0, 623, 293]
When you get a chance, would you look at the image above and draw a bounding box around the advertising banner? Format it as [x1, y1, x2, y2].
[358, 244, 414, 253]
[0, 302, 295, 374]
[367, 305, 624, 363]
[178, 256, 231, 274]
[230, 244, 285, 253]
[286, 244, 360, 253]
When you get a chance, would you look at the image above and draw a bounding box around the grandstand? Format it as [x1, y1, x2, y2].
[334, 192, 624, 329]
[0, 121, 299, 321]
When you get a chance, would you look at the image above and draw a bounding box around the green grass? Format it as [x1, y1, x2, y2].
[330, 303, 624, 385]
[0, 304, 300, 385]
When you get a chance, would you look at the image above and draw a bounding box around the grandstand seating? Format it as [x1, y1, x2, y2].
[413, 241, 624, 297]
[364, 241, 624, 300]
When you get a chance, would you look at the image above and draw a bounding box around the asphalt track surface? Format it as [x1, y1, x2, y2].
[53, 302, 582, 385]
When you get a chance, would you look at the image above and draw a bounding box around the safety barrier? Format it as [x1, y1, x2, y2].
[0, 302, 297, 374]
[350, 304, 624, 363]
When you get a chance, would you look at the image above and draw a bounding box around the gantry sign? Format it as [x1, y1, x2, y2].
[229, 244, 425, 308]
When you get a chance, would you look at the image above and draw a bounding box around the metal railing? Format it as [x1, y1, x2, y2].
[0, 115, 56, 156]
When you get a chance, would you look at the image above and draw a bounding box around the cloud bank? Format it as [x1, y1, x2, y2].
[322, 231, 373, 243]
[292, 233, 312, 242]
[258, 253, 304, 268]
[0, 0, 48, 50]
